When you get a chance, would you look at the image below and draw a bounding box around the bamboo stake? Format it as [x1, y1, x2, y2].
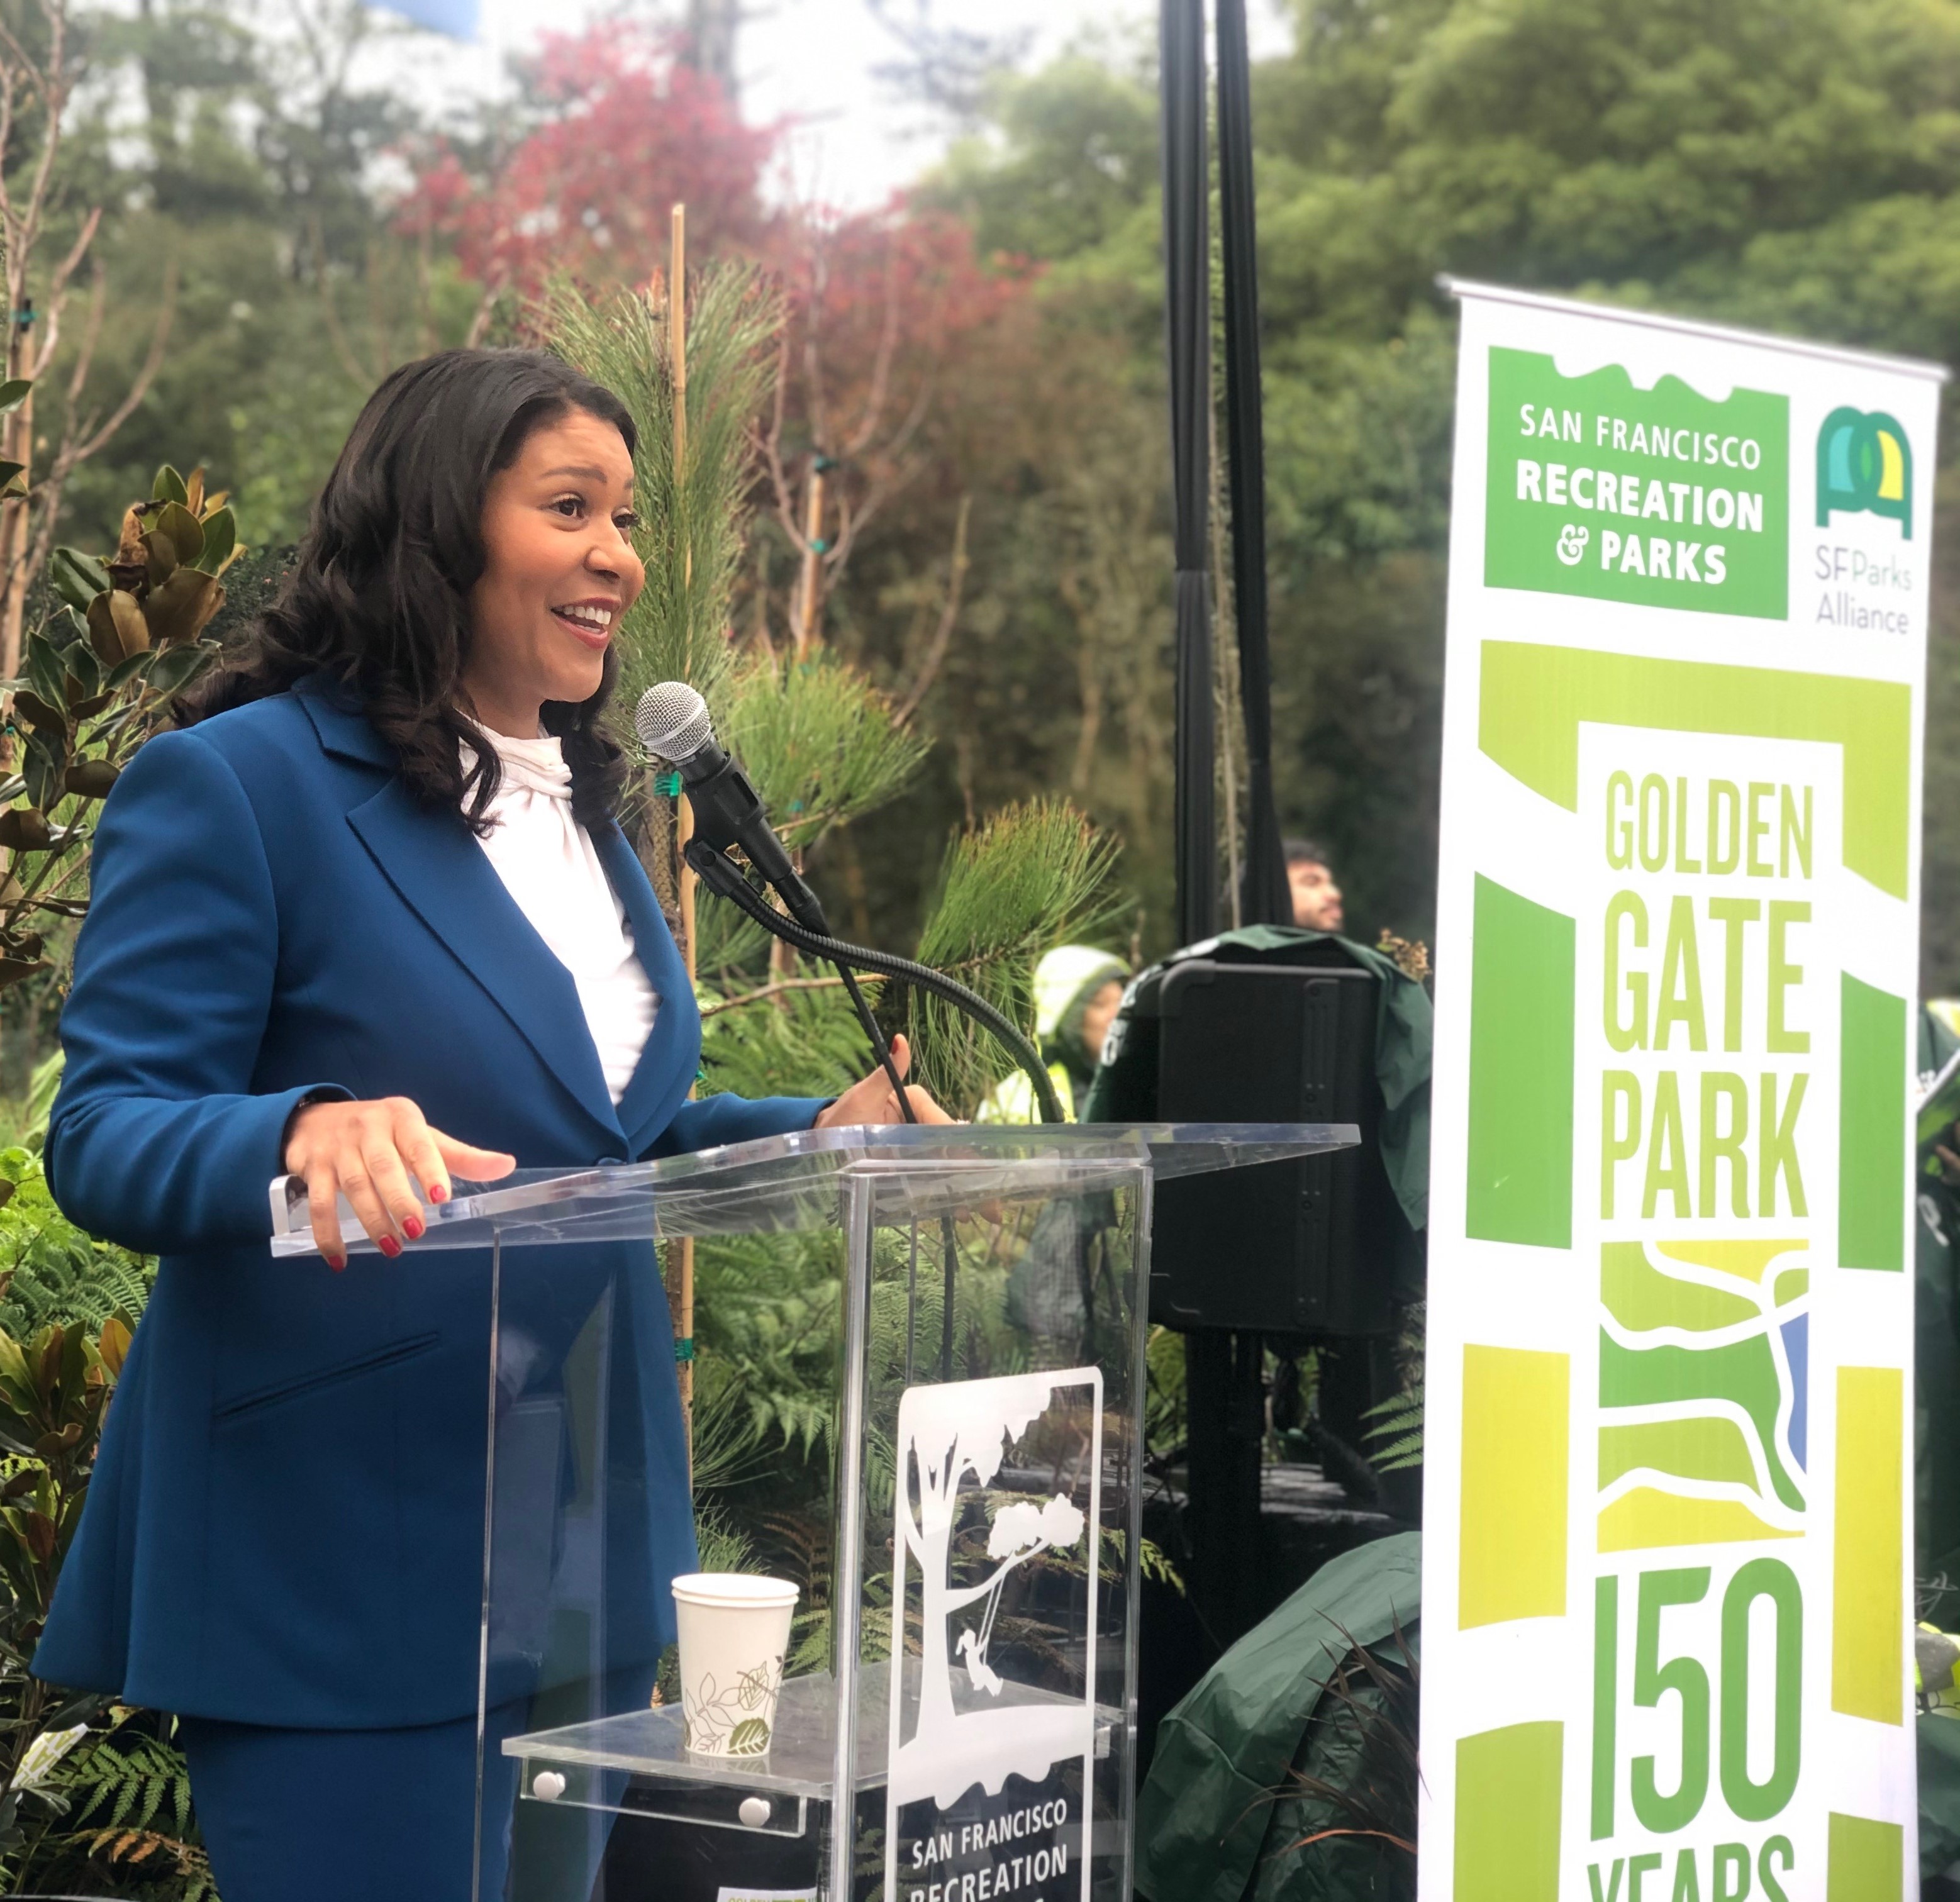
[669, 203, 698, 1450]
[794, 464, 825, 657]
[671, 203, 689, 584]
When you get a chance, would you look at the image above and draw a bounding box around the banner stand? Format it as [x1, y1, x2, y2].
[1420, 281, 1944, 1902]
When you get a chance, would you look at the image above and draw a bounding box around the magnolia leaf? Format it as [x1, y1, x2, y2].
[0, 959, 48, 992]
[195, 505, 236, 574]
[184, 465, 205, 515]
[140, 568, 220, 648]
[11, 692, 65, 736]
[24, 633, 64, 714]
[49, 547, 108, 615]
[150, 464, 188, 506]
[0, 380, 30, 416]
[0, 464, 25, 501]
[86, 591, 147, 665]
[150, 499, 204, 569]
[145, 641, 216, 695]
[104, 650, 152, 690]
[18, 735, 62, 816]
[64, 692, 111, 720]
[113, 504, 148, 571]
[94, 1314, 130, 1379]
[62, 640, 101, 698]
[142, 526, 177, 589]
[0, 809, 50, 852]
[63, 759, 118, 799]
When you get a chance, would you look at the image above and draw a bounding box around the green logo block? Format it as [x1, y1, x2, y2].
[1486, 349, 1789, 620]
[1596, 1240, 1808, 1552]
[1817, 406, 1913, 538]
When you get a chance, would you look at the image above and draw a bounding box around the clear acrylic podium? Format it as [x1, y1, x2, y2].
[274, 1123, 1354, 1902]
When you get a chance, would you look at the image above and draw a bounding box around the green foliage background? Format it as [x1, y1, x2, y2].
[36, 0, 1960, 993]
[4, 4, 1956, 1891]
[920, 0, 1960, 984]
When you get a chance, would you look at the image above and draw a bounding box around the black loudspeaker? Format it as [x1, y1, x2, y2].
[1096, 943, 1417, 1335]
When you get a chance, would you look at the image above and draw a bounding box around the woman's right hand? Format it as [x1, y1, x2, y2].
[284, 1097, 516, 1269]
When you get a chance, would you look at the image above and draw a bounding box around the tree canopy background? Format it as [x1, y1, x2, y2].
[25, 0, 1960, 996]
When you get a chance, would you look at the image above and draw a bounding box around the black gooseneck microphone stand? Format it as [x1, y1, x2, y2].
[681, 836, 1067, 1127]
[682, 831, 1070, 1384]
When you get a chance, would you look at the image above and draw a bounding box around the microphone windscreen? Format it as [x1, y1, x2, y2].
[635, 682, 715, 763]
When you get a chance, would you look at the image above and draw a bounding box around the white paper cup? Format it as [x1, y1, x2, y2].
[671, 1572, 799, 1757]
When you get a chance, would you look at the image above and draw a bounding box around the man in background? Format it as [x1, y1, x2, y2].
[1285, 838, 1344, 933]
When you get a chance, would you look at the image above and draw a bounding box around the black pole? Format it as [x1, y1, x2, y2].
[1160, 0, 1217, 949]
[1183, 1330, 1267, 1647]
[1215, 0, 1289, 928]
[1157, 0, 1266, 1670]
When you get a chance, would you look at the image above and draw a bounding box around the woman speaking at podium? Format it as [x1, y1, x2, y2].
[30, 348, 946, 1902]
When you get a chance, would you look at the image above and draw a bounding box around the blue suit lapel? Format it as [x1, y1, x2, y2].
[345, 774, 624, 1145]
[593, 824, 701, 1157]
[296, 681, 692, 1156]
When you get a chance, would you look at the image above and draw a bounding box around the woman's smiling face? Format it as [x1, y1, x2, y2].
[463, 406, 645, 737]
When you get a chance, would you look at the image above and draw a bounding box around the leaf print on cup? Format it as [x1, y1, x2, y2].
[728, 1716, 772, 1755]
[682, 1655, 783, 1756]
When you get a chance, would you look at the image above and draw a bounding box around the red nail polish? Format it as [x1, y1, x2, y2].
[429, 1184, 449, 1204]
[378, 1236, 402, 1259]
[328, 1255, 347, 1273]
[403, 1216, 425, 1242]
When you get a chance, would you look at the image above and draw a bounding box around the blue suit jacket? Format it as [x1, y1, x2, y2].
[33, 684, 821, 1727]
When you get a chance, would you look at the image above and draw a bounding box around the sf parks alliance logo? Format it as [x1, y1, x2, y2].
[1817, 406, 1912, 537]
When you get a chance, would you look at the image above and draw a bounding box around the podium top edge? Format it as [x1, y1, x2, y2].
[267, 1122, 1361, 1257]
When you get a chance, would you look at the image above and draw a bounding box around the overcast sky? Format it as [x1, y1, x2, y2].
[380, 0, 1295, 211]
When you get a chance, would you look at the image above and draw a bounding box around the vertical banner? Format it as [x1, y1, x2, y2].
[1422, 284, 1943, 1902]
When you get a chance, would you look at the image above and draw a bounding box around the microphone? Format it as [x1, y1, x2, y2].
[634, 680, 1066, 1125]
[635, 682, 830, 935]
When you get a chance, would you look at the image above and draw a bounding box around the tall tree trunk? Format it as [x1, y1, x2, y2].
[681, 0, 742, 101]
[0, 305, 33, 682]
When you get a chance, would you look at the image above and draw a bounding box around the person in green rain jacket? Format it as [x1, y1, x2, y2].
[977, 945, 1128, 1123]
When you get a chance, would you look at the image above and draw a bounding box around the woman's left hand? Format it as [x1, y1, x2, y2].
[814, 1033, 956, 1128]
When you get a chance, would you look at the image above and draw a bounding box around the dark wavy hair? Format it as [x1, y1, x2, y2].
[185, 347, 637, 834]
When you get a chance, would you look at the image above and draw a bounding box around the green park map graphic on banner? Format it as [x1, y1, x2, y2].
[1486, 348, 1790, 619]
[1427, 287, 1936, 1902]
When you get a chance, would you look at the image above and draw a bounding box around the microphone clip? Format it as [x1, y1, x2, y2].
[682, 835, 760, 909]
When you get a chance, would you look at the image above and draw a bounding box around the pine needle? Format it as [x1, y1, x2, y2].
[720, 648, 928, 850]
[911, 800, 1122, 1113]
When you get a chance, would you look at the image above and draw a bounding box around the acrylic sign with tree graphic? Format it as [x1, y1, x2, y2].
[885, 1367, 1100, 1900]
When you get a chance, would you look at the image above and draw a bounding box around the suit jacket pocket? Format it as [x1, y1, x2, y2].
[213, 1332, 442, 1425]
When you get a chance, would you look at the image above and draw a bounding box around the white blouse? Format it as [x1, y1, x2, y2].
[463, 728, 658, 1104]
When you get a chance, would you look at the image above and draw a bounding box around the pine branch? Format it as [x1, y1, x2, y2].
[910, 799, 1121, 1113]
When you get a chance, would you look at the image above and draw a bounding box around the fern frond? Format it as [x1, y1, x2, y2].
[0, 1150, 153, 1336]
[1361, 1364, 1425, 1474]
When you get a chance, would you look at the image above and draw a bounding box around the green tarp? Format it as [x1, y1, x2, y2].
[1136, 1533, 1422, 1902]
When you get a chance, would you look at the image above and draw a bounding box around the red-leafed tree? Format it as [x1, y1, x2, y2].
[400, 24, 780, 296]
[399, 19, 1040, 664]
